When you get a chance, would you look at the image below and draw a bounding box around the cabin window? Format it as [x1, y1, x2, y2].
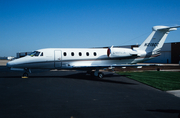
[79, 52, 82, 56]
[71, 52, 74, 56]
[94, 52, 97, 56]
[63, 52, 67, 56]
[86, 52, 89, 56]
[40, 52, 43, 56]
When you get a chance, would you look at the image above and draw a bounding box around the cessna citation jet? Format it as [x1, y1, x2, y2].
[7, 25, 180, 78]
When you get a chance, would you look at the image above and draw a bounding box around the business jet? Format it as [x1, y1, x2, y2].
[7, 25, 180, 78]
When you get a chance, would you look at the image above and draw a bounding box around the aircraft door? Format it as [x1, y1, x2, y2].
[54, 50, 62, 68]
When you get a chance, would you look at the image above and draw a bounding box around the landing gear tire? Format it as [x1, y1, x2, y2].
[23, 72, 28, 78]
[98, 72, 104, 79]
[89, 71, 104, 79]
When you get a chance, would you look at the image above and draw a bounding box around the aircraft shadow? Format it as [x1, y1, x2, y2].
[0, 72, 136, 85]
[0, 66, 9, 71]
[147, 109, 180, 117]
[58, 73, 136, 85]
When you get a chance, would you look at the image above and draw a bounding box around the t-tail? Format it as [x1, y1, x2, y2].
[129, 25, 180, 63]
[138, 25, 180, 54]
[107, 25, 179, 62]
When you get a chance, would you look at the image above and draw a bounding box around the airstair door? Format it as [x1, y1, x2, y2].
[54, 50, 62, 68]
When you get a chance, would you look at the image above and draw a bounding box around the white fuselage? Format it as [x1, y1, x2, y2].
[7, 48, 151, 70]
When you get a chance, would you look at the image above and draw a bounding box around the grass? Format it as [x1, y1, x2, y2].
[117, 71, 180, 91]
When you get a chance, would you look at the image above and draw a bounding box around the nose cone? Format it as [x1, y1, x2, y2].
[6, 58, 21, 68]
[6, 61, 14, 67]
[6, 56, 30, 68]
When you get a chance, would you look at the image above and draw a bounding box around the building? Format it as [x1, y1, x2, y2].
[16, 52, 32, 58]
[120, 42, 180, 64]
[171, 42, 180, 64]
[145, 42, 180, 64]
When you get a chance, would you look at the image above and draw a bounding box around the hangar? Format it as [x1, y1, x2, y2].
[16, 52, 32, 58]
[145, 42, 180, 64]
[120, 42, 180, 64]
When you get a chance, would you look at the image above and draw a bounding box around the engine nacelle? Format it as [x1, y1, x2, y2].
[107, 47, 138, 58]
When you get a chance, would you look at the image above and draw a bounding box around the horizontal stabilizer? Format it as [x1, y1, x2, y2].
[153, 26, 180, 31]
[138, 25, 180, 52]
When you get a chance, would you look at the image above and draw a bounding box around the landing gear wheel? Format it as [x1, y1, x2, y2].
[98, 72, 104, 79]
[23, 72, 28, 78]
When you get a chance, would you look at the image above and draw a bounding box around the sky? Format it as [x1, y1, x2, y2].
[1, 0, 180, 57]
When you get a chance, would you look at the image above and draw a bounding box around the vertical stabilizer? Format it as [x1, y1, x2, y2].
[138, 26, 180, 53]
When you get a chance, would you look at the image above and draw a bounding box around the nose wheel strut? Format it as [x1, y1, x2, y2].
[22, 68, 31, 78]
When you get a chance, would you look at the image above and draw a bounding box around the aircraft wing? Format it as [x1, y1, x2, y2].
[72, 64, 162, 70]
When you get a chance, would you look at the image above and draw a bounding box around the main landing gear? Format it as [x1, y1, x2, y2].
[98, 72, 104, 79]
[88, 68, 104, 79]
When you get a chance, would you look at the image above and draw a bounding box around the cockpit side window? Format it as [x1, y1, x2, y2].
[29, 51, 41, 57]
[40, 52, 43, 56]
[34, 52, 40, 56]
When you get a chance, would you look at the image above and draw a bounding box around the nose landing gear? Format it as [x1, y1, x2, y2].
[22, 72, 29, 78]
[22, 68, 31, 78]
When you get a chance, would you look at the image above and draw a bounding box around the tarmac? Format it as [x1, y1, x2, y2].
[0, 60, 180, 118]
[0, 60, 9, 66]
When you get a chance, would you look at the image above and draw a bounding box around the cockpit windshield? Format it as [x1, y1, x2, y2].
[28, 51, 40, 57]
